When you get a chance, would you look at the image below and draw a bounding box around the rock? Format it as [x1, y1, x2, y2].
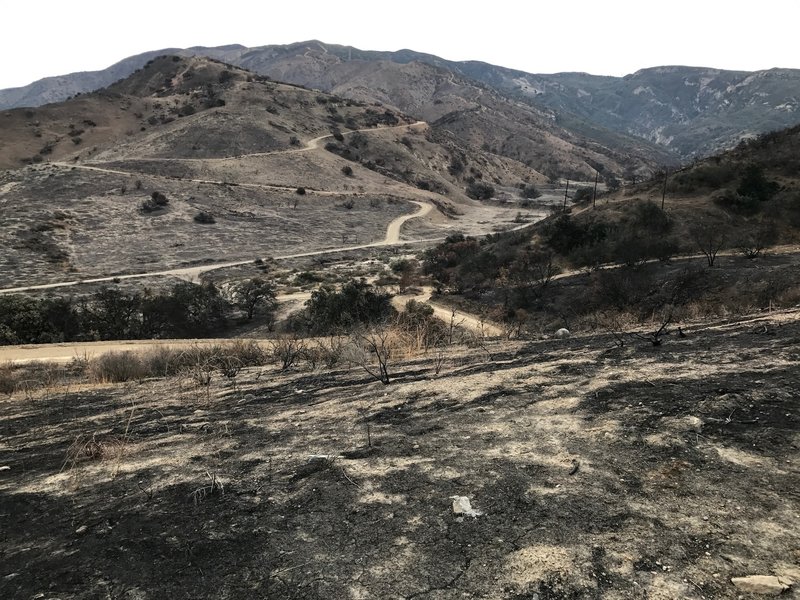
[0, 465, 10, 472]
[75, 525, 89, 535]
[554, 328, 571, 339]
[686, 415, 704, 433]
[451, 496, 483, 518]
[731, 575, 791, 595]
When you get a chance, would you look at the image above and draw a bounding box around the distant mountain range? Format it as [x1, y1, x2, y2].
[2, 41, 799, 170]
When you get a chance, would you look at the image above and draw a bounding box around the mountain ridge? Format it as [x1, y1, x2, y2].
[3, 41, 799, 168]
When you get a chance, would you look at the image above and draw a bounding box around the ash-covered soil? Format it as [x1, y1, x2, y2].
[1, 312, 798, 599]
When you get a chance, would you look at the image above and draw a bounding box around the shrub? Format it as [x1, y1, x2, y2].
[305, 280, 394, 334]
[713, 189, 760, 215]
[294, 271, 323, 285]
[736, 164, 779, 202]
[295, 187, 306, 195]
[521, 184, 541, 199]
[448, 157, 465, 176]
[194, 211, 215, 224]
[545, 215, 608, 255]
[465, 182, 494, 200]
[572, 187, 593, 203]
[88, 351, 147, 382]
[142, 191, 169, 212]
[670, 163, 736, 193]
[271, 336, 306, 370]
[0, 363, 18, 395]
[341, 165, 353, 177]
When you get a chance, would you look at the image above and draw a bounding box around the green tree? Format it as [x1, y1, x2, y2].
[84, 288, 142, 340]
[305, 280, 393, 333]
[465, 181, 494, 200]
[521, 184, 542, 199]
[232, 278, 277, 321]
[737, 165, 779, 203]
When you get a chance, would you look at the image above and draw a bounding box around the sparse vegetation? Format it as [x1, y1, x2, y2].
[193, 211, 216, 224]
[465, 181, 494, 200]
[141, 191, 169, 213]
[520, 184, 541, 199]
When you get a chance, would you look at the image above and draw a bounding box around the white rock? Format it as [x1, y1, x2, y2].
[451, 496, 483, 518]
[731, 575, 791, 595]
[554, 328, 571, 339]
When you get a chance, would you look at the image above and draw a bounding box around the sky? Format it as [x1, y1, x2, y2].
[2, 0, 798, 90]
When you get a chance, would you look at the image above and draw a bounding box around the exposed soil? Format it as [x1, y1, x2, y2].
[1, 312, 798, 599]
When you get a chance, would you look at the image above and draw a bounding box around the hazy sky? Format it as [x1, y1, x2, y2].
[2, 0, 798, 89]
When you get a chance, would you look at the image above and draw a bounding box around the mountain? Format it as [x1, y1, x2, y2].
[0, 46, 666, 181]
[0, 55, 551, 287]
[2, 42, 799, 166]
[489, 65, 800, 158]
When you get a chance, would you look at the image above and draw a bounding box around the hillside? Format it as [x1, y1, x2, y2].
[191, 42, 668, 180]
[3, 41, 799, 165]
[1, 308, 798, 599]
[512, 66, 800, 158]
[418, 122, 800, 336]
[0, 55, 546, 289]
[2, 49, 799, 600]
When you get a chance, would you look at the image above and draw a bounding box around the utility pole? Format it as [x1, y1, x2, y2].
[592, 170, 599, 209]
[563, 179, 570, 212]
[661, 170, 668, 210]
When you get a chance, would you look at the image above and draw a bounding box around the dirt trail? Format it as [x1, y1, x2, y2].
[0, 338, 274, 364]
[1, 283, 502, 364]
[551, 244, 800, 282]
[52, 121, 428, 197]
[49, 162, 345, 197]
[104, 121, 428, 164]
[392, 286, 504, 336]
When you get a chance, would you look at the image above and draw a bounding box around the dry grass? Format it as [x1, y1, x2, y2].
[86, 340, 269, 383]
[0, 361, 16, 395]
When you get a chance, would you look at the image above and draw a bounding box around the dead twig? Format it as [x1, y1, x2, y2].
[341, 467, 360, 488]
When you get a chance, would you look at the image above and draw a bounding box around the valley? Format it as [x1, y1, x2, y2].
[1, 40, 799, 600]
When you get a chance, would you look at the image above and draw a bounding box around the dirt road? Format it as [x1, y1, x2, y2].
[1, 283, 503, 364]
[106, 121, 428, 163]
[0, 338, 272, 364]
[392, 287, 504, 336]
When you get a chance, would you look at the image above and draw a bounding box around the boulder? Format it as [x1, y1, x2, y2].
[731, 575, 791, 595]
[554, 328, 571, 339]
